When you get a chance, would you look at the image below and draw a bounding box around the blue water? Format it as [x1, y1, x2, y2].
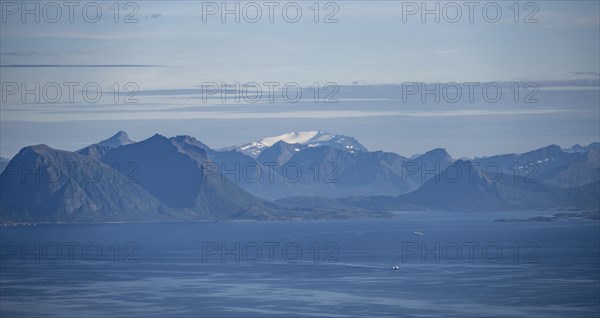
[1, 211, 599, 317]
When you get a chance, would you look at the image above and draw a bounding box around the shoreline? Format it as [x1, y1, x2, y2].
[1, 208, 597, 227]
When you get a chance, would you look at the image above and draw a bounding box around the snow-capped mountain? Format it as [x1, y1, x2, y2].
[229, 130, 368, 158]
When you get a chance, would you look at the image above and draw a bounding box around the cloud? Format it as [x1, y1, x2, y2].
[0, 108, 576, 122]
[0, 51, 38, 56]
[144, 14, 163, 19]
[0, 64, 161, 68]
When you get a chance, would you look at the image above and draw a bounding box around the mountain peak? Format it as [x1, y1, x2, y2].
[426, 148, 450, 155]
[414, 148, 453, 162]
[145, 133, 171, 144]
[259, 130, 325, 147]
[564, 142, 600, 153]
[172, 135, 198, 143]
[170, 135, 210, 150]
[272, 140, 294, 147]
[522, 144, 563, 158]
[544, 144, 562, 151]
[28, 144, 52, 151]
[169, 135, 211, 161]
[97, 131, 135, 148]
[256, 140, 306, 165]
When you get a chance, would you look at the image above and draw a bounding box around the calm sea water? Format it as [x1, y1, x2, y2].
[1, 211, 599, 317]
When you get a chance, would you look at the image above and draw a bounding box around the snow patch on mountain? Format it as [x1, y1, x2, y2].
[232, 130, 368, 158]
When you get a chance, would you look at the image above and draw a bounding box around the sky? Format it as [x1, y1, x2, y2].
[1, 0, 599, 158]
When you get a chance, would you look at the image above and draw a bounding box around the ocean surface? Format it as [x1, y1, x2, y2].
[1, 211, 599, 317]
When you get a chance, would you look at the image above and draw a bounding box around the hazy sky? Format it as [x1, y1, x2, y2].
[1, 0, 599, 158]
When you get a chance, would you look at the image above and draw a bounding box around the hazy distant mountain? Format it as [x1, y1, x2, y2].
[165, 138, 416, 200]
[399, 160, 501, 209]
[0, 145, 173, 223]
[212, 140, 599, 201]
[479, 144, 570, 167]
[209, 144, 416, 200]
[281, 159, 599, 212]
[257, 140, 306, 165]
[411, 148, 453, 166]
[476, 144, 599, 188]
[206, 145, 296, 201]
[270, 145, 414, 198]
[564, 142, 599, 153]
[395, 160, 599, 210]
[535, 150, 599, 188]
[405, 148, 454, 183]
[78, 131, 136, 160]
[228, 131, 368, 158]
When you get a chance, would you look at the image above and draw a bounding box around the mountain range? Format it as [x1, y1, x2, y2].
[281, 160, 598, 213]
[0, 131, 598, 224]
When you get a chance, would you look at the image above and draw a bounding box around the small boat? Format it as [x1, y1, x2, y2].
[392, 265, 400, 270]
[413, 231, 423, 236]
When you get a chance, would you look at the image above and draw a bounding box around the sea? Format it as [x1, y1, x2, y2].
[1, 211, 599, 317]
